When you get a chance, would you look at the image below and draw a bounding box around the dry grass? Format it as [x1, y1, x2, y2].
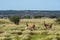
[0, 17, 59, 40]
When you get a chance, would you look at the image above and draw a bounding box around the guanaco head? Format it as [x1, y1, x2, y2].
[25, 22, 35, 31]
[32, 24, 35, 29]
[43, 21, 53, 29]
[44, 21, 49, 27]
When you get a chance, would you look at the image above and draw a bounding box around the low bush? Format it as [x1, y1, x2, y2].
[56, 17, 60, 24]
[9, 16, 20, 25]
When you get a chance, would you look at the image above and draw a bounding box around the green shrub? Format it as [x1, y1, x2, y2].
[56, 17, 60, 24]
[40, 31, 48, 38]
[9, 16, 20, 25]
[15, 36, 20, 40]
[23, 16, 31, 19]
[4, 37, 12, 40]
[34, 16, 43, 18]
[22, 34, 31, 40]
[56, 37, 60, 40]
[49, 16, 57, 18]
[45, 38, 53, 40]
[0, 21, 5, 24]
[56, 33, 60, 40]
[4, 35, 12, 40]
[11, 31, 22, 35]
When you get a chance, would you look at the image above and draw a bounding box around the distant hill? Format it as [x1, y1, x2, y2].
[0, 10, 60, 17]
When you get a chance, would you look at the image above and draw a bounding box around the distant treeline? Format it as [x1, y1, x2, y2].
[0, 10, 60, 18]
[0, 16, 60, 19]
[20, 16, 57, 19]
[0, 15, 58, 19]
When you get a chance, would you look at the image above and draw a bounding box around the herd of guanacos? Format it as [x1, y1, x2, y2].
[25, 21, 53, 31]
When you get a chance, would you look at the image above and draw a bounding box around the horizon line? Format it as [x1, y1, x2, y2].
[0, 9, 60, 11]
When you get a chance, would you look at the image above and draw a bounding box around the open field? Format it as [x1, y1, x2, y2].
[0, 18, 60, 40]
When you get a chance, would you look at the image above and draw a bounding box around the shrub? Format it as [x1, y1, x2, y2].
[40, 31, 48, 38]
[56, 17, 60, 24]
[0, 21, 5, 24]
[56, 37, 60, 40]
[11, 31, 22, 35]
[4, 37, 12, 40]
[9, 16, 20, 25]
[45, 38, 53, 40]
[15, 36, 20, 40]
[23, 16, 31, 19]
[49, 16, 57, 18]
[0, 30, 4, 33]
[22, 34, 31, 40]
[34, 16, 43, 18]
[56, 33, 60, 40]
[4, 35, 12, 40]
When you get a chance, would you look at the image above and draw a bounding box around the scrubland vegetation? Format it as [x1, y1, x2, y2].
[0, 17, 60, 40]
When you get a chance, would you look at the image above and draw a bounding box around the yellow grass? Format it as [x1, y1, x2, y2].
[0, 17, 59, 40]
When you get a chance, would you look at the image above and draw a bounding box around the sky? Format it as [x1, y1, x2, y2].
[0, 0, 60, 10]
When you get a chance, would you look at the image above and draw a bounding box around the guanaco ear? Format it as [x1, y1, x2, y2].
[33, 24, 35, 26]
[44, 21, 45, 24]
[26, 22, 28, 26]
[50, 23, 53, 26]
[51, 23, 53, 25]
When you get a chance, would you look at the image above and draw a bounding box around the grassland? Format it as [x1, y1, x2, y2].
[0, 17, 60, 40]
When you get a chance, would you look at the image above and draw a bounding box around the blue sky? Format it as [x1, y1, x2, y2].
[0, 0, 60, 10]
